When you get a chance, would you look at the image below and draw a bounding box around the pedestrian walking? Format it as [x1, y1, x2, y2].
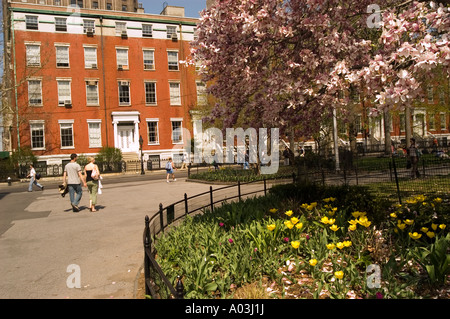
[27, 164, 44, 192]
[84, 156, 100, 212]
[63, 153, 87, 212]
[180, 153, 188, 170]
[165, 157, 176, 183]
[407, 138, 421, 179]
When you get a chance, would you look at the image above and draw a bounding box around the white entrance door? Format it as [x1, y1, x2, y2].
[117, 126, 136, 152]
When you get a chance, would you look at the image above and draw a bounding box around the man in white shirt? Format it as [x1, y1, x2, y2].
[63, 153, 87, 212]
[27, 164, 43, 192]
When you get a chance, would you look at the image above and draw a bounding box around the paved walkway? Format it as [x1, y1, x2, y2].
[0, 173, 219, 299]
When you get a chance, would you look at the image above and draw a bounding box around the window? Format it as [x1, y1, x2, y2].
[116, 48, 128, 69]
[169, 82, 181, 105]
[143, 50, 155, 70]
[55, 45, 69, 67]
[57, 80, 72, 106]
[193, 27, 198, 41]
[399, 113, 406, 132]
[171, 120, 183, 144]
[122, 5, 127, 11]
[86, 81, 99, 105]
[440, 113, 447, 131]
[60, 122, 74, 148]
[144, 81, 157, 105]
[427, 85, 434, 104]
[83, 20, 95, 34]
[167, 25, 177, 39]
[118, 81, 130, 105]
[84, 47, 97, 68]
[28, 80, 42, 105]
[30, 122, 45, 150]
[428, 113, 436, 130]
[115, 22, 127, 36]
[26, 44, 40, 66]
[92, 1, 98, 9]
[142, 24, 153, 37]
[439, 90, 445, 105]
[26, 16, 38, 30]
[147, 120, 159, 144]
[54, 0, 61, 5]
[196, 82, 207, 105]
[167, 51, 179, 71]
[88, 121, 102, 147]
[106, 3, 112, 10]
[55, 17, 67, 32]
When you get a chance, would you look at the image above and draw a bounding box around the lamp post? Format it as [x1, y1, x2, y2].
[139, 135, 145, 175]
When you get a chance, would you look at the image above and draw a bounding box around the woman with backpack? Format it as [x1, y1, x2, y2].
[165, 157, 176, 183]
[27, 164, 44, 192]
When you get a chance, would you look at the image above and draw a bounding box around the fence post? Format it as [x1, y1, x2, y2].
[159, 203, 164, 233]
[421, 157, 425, 178]
[238, 181, 241, 202]
[184, 193, 189, 217]
[389, 162, 393, 182]
[264, 178, 267, 196]
[210, 186, 214, 213]
[175, 275, 184, 299]
[391, 155, 402, 205]
[143, 215, 151, 296]
[188, 163, 191, 179]
[292, 172, 296, 183]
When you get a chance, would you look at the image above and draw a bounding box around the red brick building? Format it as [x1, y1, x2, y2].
[4, 2, 202, 167]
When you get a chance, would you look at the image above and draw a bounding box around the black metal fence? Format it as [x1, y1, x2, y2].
[142, 175, 295, 299]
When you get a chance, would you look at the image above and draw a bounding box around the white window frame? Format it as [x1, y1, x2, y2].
[83, 46, 98, 69]
[30, 120, 45, 150]
[57, 79, 72, 106]
[144, 81, 157, 105]
[28, 79, 43, 106]
[116, 47, 129, 69]
[171, 118, 183, 144]
[86, 80, 99, 105]
[146, 118, 159, 145]
[143, 49, 155, 70]
[115, 22, 127, 36]
[59, 120, 75, 149]
[142, 24, 153, 37]
[55, 17, 67, 32]
[26, 43, 41, 67]
[87, 120, 102, 148]
[26, 15, 39, 30]
[428, 113, 436, 131]
[166, 25, 177, 39]
[169, 81, 181, 105]
[118, 80, 131, 106]
[440, 113, 447, 131]
[167, 50, 179, 71]
[55, 44, 70, 68]
[83, 19, 95, 34]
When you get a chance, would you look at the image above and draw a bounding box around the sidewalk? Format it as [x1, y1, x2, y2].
[0, 176, 216, 299]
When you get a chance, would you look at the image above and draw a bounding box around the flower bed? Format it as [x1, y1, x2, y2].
[154, 184, 450, 299]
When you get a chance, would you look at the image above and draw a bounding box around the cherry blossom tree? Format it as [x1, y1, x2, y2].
[190, 0, 449, 145]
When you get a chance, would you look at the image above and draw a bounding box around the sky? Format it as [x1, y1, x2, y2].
[141, 0, 207, 18]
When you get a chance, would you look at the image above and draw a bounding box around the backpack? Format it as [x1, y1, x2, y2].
[165, 161, 172, 170]
[35, 173, 41, 180]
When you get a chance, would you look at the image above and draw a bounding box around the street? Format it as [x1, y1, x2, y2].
[0, 170, 215, 299]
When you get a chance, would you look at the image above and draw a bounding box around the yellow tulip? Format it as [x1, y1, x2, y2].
[309, 259, 318, 266]
[285, 210, 294, 217]
[431, 223, 438, 231]
[291, 241, 300, 249]
[343, 241, 352, 247]
[420, 227, 429, 233]
[426, 231, 435, 238]
[290, 217, 299, 225]
[348, 224, 357, 231]
[390, 212, 397, 218]
[326, 243, 335, 250]
[336, 242, 345, 250]
[321, 216, 330, 224]
[433, 197, 442, 203]
[269, 208, 278, 213]
[295, 222, 303, 230]
[348, 219, 358, 225]
[323, 197, 336, 202]
[330, 224, 340, 232]
[267, 224, 276, 231]
[284, 220, 294, 229]
[352, 211, 361, 218]
[404, 219, 414, 225]
[334, 271, 344, 280]
[408, 232, 422, 240]
[439, 224, 446, 230]
[328, 218, 336, 225]
[397, 223, 406, 230]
